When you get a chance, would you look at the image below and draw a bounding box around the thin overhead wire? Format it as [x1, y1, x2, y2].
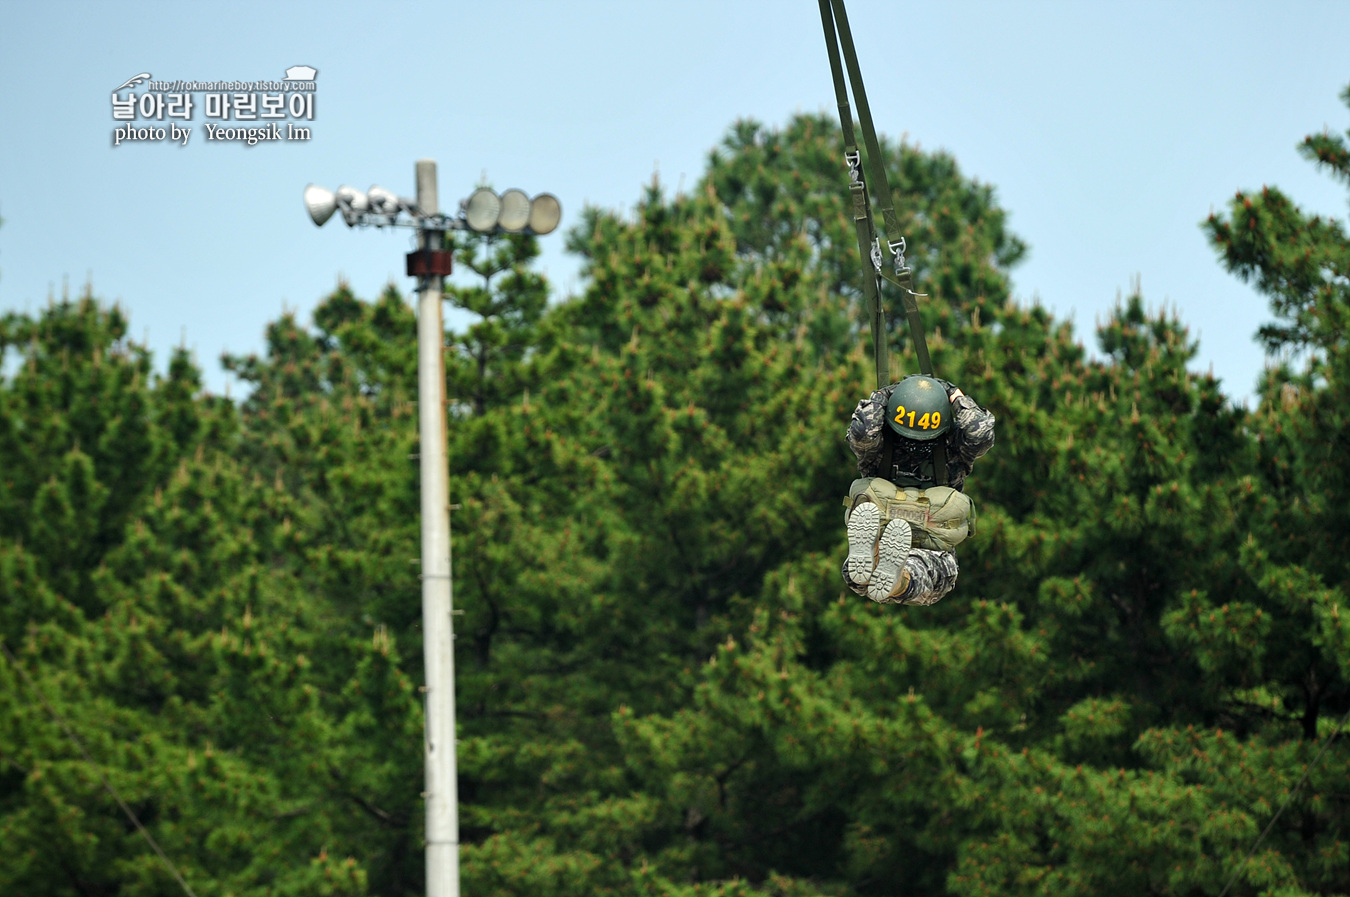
[1216, 702, 1350, 897]
[0, 638, 199, 897]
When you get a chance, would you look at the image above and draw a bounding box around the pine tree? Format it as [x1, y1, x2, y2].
[0, 293, 414, 895]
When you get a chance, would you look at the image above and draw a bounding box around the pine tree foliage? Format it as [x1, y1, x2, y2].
[4, 90, 1350, 896]
[1, 294, 419, 895]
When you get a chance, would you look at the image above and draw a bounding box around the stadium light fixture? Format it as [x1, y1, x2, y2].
[527, 192, 562, 235]
[463, 188, 501, 233]
[496, 189, 531, 232]
[304, 181, 560, 236]
[367, 185, 399, 214]
[303, 184, 337, 226]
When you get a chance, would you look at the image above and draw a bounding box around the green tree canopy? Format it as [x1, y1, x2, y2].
[5, 91, 1350, 896]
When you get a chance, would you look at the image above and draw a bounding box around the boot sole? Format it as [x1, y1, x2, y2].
[868, 519, 913, 602]
[846, 502, 882, 585]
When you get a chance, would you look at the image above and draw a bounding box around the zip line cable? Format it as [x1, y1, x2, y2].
[1216, 701, 1350, 897]
[0, 638, 199, 897]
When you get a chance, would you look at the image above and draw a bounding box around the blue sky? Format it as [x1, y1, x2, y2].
[2, 1, 1348, 404]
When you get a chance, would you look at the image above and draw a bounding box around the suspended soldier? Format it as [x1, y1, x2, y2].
[815, 0, 996, 604]
[843, 374, 995, 606]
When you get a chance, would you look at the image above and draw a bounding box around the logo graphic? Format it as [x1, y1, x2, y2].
[284, 65, 317, 81]
[114, 73, 152, 92]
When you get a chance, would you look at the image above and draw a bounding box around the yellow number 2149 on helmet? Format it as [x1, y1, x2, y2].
[885, 375, 951, 440]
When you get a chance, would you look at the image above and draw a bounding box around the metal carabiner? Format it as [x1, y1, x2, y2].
[845, 151, 863, 187]
[889, 237, 907, 273]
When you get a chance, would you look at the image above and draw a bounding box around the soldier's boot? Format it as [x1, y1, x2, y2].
[846, 501, 882, 585]
[868, 519, 913, 602]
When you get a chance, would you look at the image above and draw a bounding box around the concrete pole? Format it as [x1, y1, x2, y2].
[414, 158, 459, 897]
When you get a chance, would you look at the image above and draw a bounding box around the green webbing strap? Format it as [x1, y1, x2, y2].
[817, 0, 887, 392]
[820, 0, 947, 485]
[829, 0, 935, 332]
[817, 0, 857, 163]
[827, 0, 901, 265]
[898, 268, 935, 376]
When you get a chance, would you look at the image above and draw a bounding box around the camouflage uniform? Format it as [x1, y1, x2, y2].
[843, 379, 995, 606]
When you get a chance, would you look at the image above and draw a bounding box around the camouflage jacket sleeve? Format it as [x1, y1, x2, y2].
[948, 393, 996, 470]
[845, 385, 894, 478]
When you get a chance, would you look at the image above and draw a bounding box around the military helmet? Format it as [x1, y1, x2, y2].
[885, 375, 951, 441]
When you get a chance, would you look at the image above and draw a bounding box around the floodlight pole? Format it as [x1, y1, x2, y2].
[413, 158, 459, 897]
[305, 164, 559, 897]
